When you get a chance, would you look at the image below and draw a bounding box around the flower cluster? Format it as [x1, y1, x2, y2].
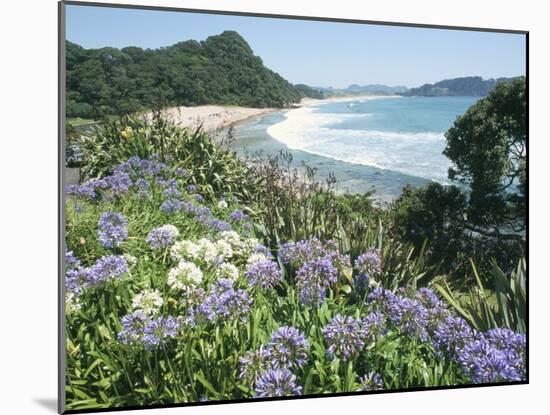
[323, 314, 367, 360]
[458, 331, 526, 383]
[253, 368, 302, 398]
[229, 209, 248, 223]
[354, 248, 382, 291]
[432, 315, 475, 357]
[266, 326, 309, 369]
[118, 311, 179, 350]
[215, 262, 239, 280]
[245, 259, 283, 290]
[66, 157, 527, 399]
[66, 254, 128, 295]
[279, 238, 331, 268]
[167, 261, 203, 291]
[295, 256, 338, 306]
[357, 372, 384, 391]
[98, 211, 128, 248]
[279, 239, 348, 306]
[386, 295, 430, 340]
[240, 326, 308, 396]
[196, 279, 252, 323]
[146, 224, 180, 250]
[114, 156, 167, 180]
[179, 200, 233, 233]
[67, 156, 169, 201]
[131, 289, 164, 315]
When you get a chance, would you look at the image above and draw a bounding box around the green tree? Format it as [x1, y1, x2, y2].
[391, 183, 468, 270]
[444, 77, 526, 235]
[65, 32, 323, 119]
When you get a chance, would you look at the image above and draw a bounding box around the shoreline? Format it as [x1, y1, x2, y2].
[153, 105, 278, 132]
[153, 95, 400, 133]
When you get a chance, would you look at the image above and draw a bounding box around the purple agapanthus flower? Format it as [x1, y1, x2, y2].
[66, 179, 105, 200]
[198, 279, 252, 323]
[278, 239, 327, 268]
[433, 315, 475, 357]
[367, 287, 396, 313]
[65, 254, 127, 294]
[98, 211, 128, 248]
[141, 316, 180, 349]
[65, 267, 92, 295]
[354, 248, 382, 291]
[253, 368, 302, 398]
[361, 310, 386, 343]
[114, 157, 166, 179]
[105, 171, 132, 195]
[65, 250, 81, 271]
[415, 288, 451, 331]
[266, 326, 309, 369]
[160, 199, 182, 214]
[206, 218, 232, 233]
[357, 372, 384, 391]
[246, 260, 283, 290]
[458, 335, 525, 383]
[323, 314, 366, 361]
[87, 255, 129, 286]
[386, 294, 429, 340]
[118, 310, 148, 345]
[146, 225, 179, 250]
[355, 249, 382, 276]
[229, 209, 248, 223]
[295, 256, 338, 306]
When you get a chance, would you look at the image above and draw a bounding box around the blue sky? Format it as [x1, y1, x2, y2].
[66, 4, 526, 89]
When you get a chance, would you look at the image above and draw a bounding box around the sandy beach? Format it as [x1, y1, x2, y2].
[152, 95, 400, 133]
[153, 105, 277, 132]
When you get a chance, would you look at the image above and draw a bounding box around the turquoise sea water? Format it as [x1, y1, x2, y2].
[231, 96, 479, 202]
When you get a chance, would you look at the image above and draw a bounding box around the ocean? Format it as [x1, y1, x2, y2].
[230, 96, 479, 202]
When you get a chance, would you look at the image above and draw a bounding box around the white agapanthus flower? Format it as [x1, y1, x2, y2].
[217, 200, 228, 209]
[65, 292, 81, 315]
[215, 239, 233, 259]
[131, 289, 164, 315]
[219, 231, 242, 248]
[247, 252, 268, 265]
[215, 262, 239, 280]
[167, 261, 203, 291]
[171, 239, 199, 261]
[123, 253, 138, 266]
[195, 238, 218, 263]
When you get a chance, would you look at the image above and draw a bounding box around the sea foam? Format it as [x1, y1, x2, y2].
[266, 104, 451, 183]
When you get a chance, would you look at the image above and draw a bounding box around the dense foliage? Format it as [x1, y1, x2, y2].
[444, 77, 526, 233]
[65, 104, 526, 410]
[66, 32, 323, 119]
[64, 153, 525, 410]
[389, 78, 526, 282]
[403, 76, 517, 97]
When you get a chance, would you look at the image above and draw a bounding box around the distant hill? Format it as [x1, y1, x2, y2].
[402, 76, 518, 97]
[344, 84, 408, 94]
[66, 31, 323, 119]
[316, 84, 408, 96]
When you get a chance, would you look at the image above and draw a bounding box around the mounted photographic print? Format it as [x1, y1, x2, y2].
[59, 1, 528, 413]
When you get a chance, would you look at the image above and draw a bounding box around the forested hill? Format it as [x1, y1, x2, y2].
[403, 76, 518, 97]
[66, 31, 323, 119]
